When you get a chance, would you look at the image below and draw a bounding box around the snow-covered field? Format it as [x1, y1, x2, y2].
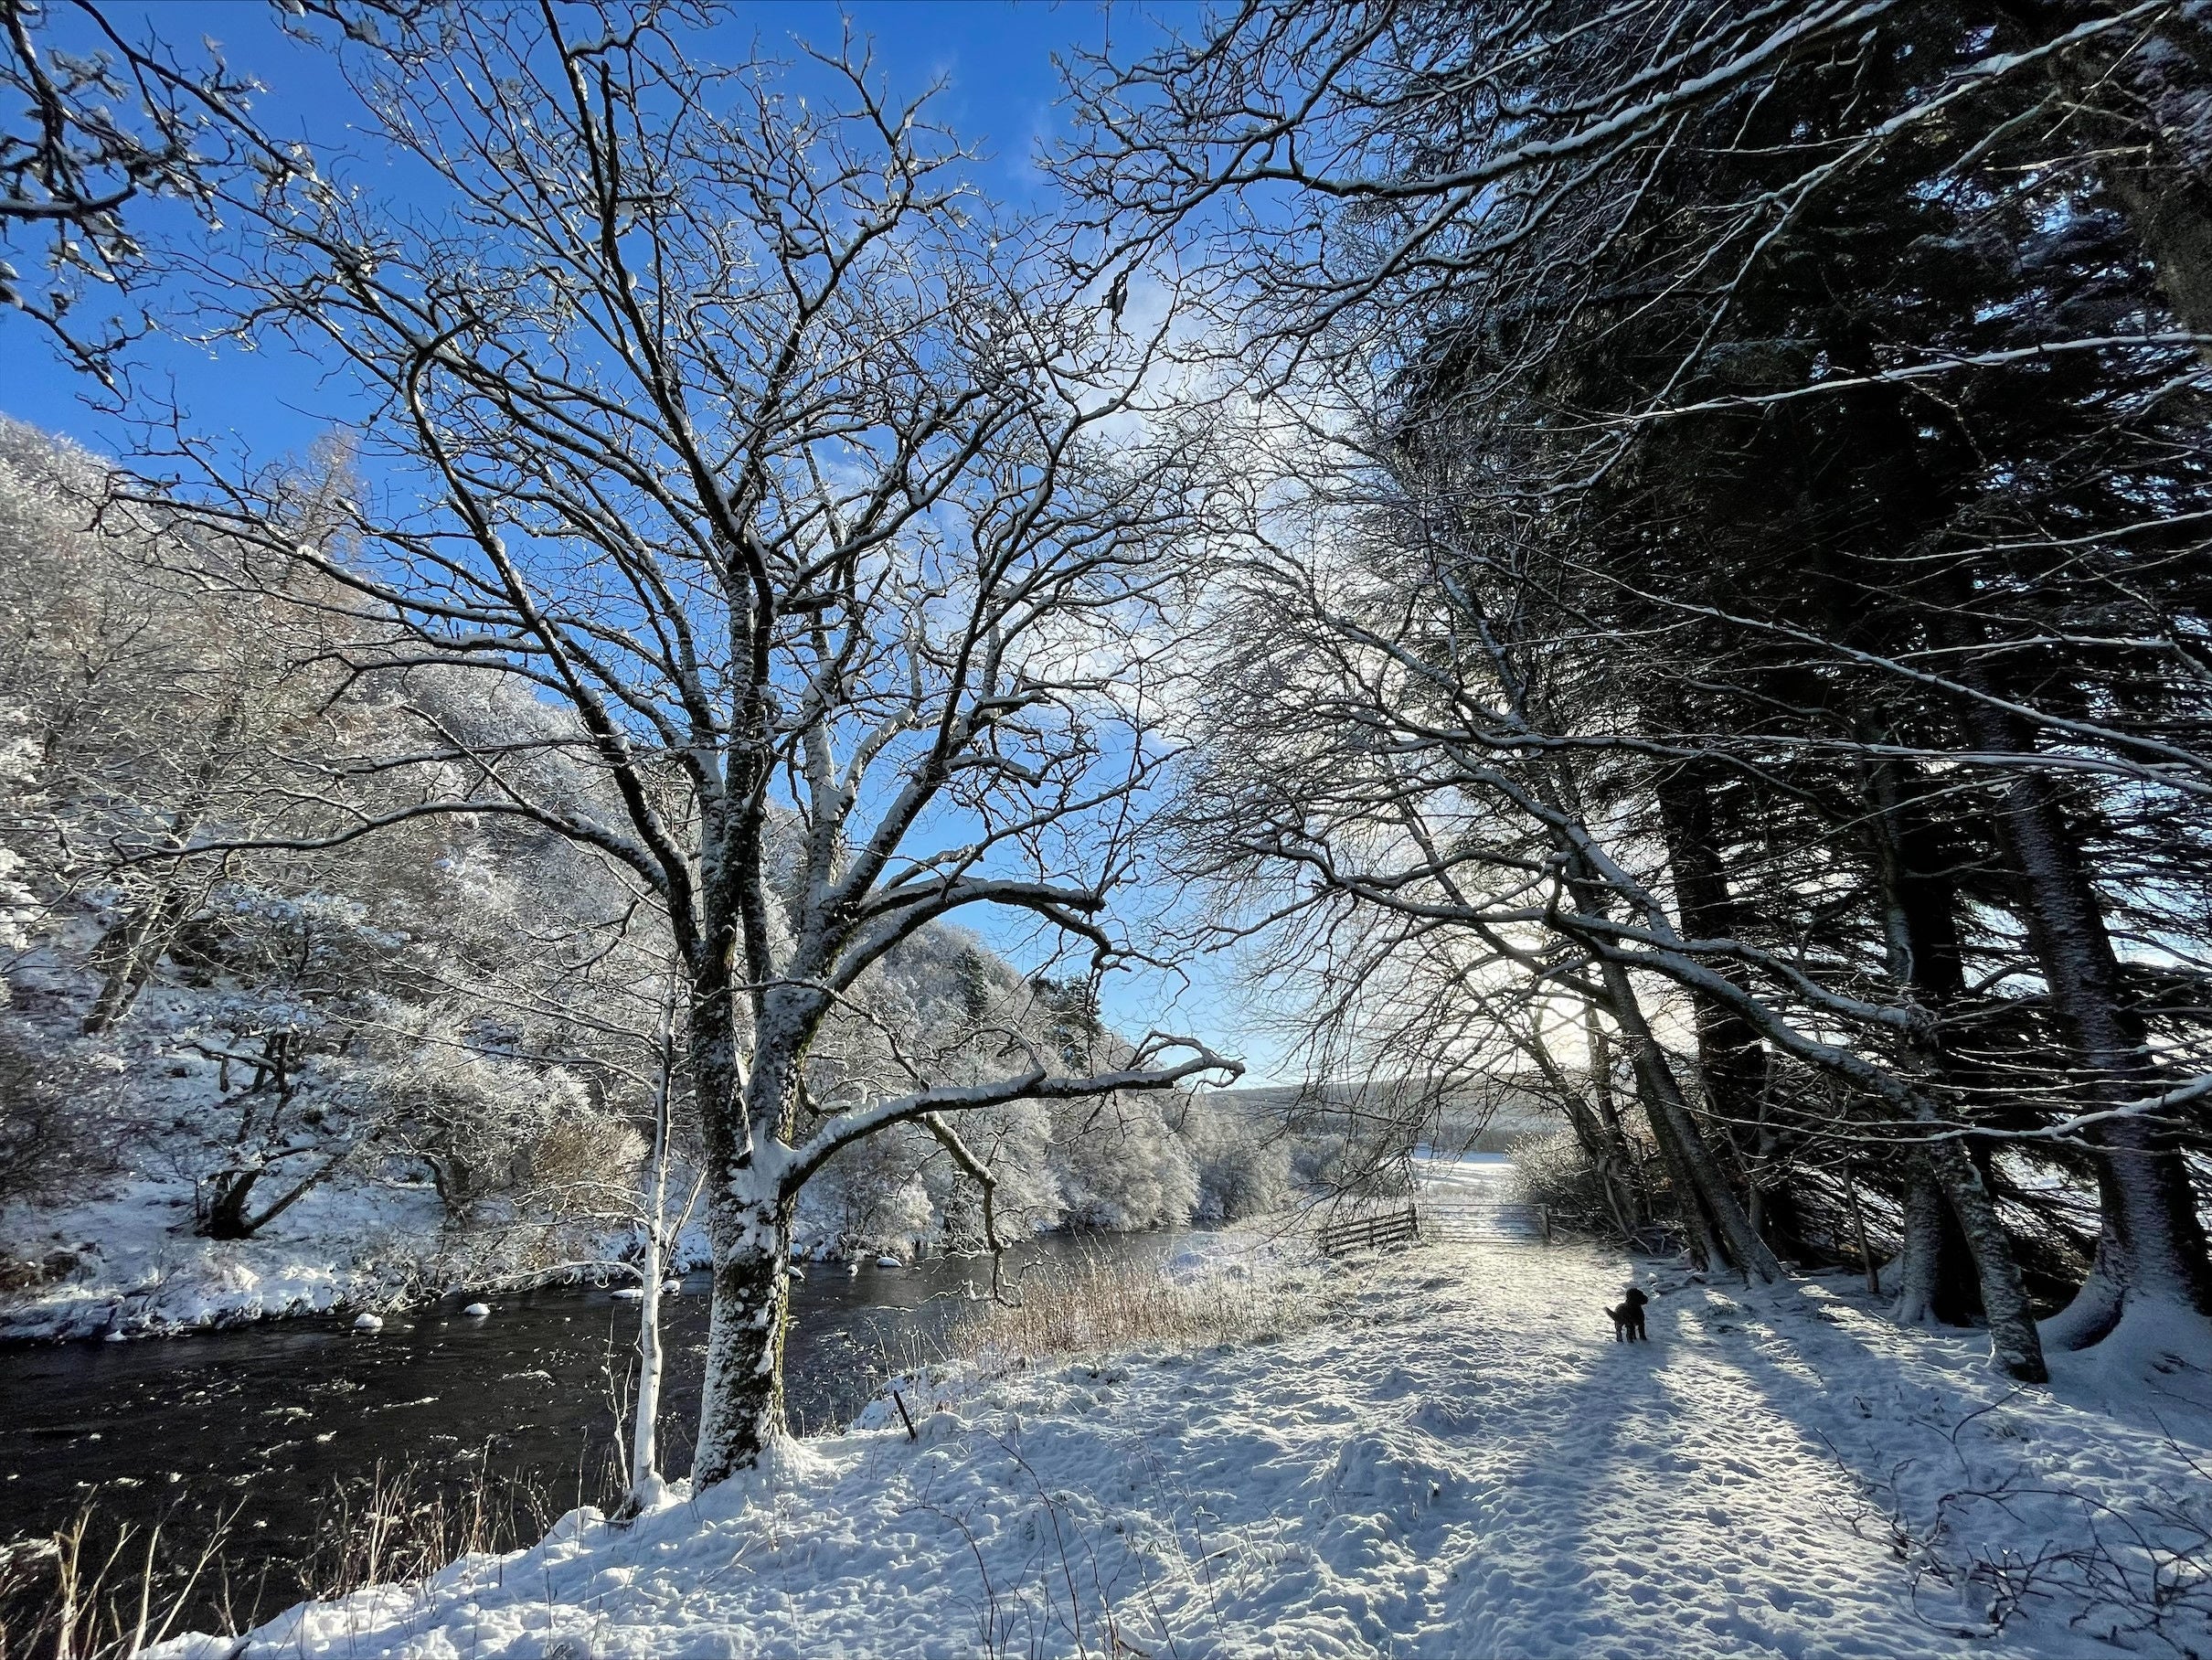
[1413, 1147, 1520, 1206]
[167, 1237, 2212, 1659]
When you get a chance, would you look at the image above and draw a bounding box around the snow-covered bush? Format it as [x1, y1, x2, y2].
[801, 1123, 938, 1259]
[358, 1038, 601, 1218]
[1509, 1126, 1644, 1238]
[0, 1020, 117, 1204]
[926, 1101, 1060, 1245]
[526, 1115, 649, 1203]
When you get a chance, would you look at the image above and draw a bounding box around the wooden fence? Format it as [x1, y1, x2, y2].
[1315, 1199, 1554, 1256]
[1315, 1205, 1421, 1257]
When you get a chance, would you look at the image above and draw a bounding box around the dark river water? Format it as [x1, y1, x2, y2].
[0, 1233, 1175, 1641]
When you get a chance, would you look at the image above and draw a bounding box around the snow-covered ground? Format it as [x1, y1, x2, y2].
[0, 1174, 450, 1340]
[167, 1238, 2212, 1659]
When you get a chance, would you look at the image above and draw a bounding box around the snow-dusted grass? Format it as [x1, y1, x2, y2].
[944, 1240, 1327, 1366]
[5, 1456, 587, 1660]
[157, 1241, 2212, 1660]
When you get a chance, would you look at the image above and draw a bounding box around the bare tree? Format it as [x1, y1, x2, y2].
[0, 0, 301, 372]
[1174, 449, 2054, 1378]
[133, 4, 1233, 1482]
[1079, 0, 2212, 1383]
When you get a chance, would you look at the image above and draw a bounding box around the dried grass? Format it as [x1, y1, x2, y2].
[0, 1456, 619, 1658]
[946, 1250, 1316, 1365]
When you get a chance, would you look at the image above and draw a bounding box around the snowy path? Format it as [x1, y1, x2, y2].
[197, 1242, 2212, 1660]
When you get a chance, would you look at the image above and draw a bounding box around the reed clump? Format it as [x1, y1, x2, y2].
[946, 1250, 1316, 1365]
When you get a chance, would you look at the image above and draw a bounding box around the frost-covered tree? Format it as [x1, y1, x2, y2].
[1081, 0, 2212, 1384]
[136, 5, 1235, 1482]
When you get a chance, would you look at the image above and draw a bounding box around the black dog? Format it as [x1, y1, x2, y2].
[1608, 1286, 1649, 1342]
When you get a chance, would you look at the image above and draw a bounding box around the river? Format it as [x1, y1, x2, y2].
[0, 1231, 1179, 1640]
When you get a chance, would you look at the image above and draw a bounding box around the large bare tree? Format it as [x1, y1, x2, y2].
[139, 3, 1232, 1482]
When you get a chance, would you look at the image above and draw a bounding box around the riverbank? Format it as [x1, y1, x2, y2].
[0, 1180, 1186, 1346]
[5, 1185, 386, 1342]
[0, 1159, 1280, 1346]
[164, 1240, 2212, 1660]
[2, 1229, 1279, 1651]
[0, 1173, 647, 1343]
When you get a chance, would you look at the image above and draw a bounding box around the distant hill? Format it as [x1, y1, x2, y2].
[1207, 1078, 1557, 1154]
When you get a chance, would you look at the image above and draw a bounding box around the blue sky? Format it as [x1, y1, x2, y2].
[5, 1, 1154, 452]
[3, 0, 1296, 1085]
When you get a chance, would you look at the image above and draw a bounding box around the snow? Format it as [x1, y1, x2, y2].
[170, 1238, 2212, 1659]
[1412, 1147, 1519, 1198]
[0, 937, 1261, 1344]
[0, 1171, 445, 1340]
[0, 942, 512, 1341]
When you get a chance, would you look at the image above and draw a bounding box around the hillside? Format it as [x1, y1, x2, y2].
[0, 422, 1291, 1341]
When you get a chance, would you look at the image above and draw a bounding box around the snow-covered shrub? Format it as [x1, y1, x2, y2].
[175, 884, 409, 997]
[1508, 1127, 1624, 1237]
[924, 1101, 1061, 1245]
[0, 1020, 116, 1204]
[514, 1114, 647, 1229]
[360, 1038, 599, 1217]
[802, 1123, 937, 1258]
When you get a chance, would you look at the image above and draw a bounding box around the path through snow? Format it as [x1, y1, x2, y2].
[180, 1241, 2212, 1659]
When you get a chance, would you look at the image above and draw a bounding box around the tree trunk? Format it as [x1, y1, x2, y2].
[1643, 1087, 1723, 1271]
[81, 889, 189, 1034]
[1958, 700, 2212, 1346]
[1888, 1155, 1983, 1326]
[1561, 1090, 1641, 1244]
[1858, 742, 2015, 1334]
[198, 1168, 261, 1240]
[1651, 758, 1769, 1155]
[1582, 1008, 1650, 1237]
[1657, 758, 1819, 1261]
[1842, 1165, 1879, 1295]
[1525, 1006, 1644, 1241]
[1592, 951, 1783, 1283]
[1584, 1012, 1630, 1160]
[1920, 1124, 2049, 1380]
[625, 1034, 677, 1515]
[688, 975, 804, 1487]
[629, 1224, 668, 1506]
[1889, 1159, 1946, 1325]
[81, 698, 241, 1036]
[691, 1176, 791, 1487]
